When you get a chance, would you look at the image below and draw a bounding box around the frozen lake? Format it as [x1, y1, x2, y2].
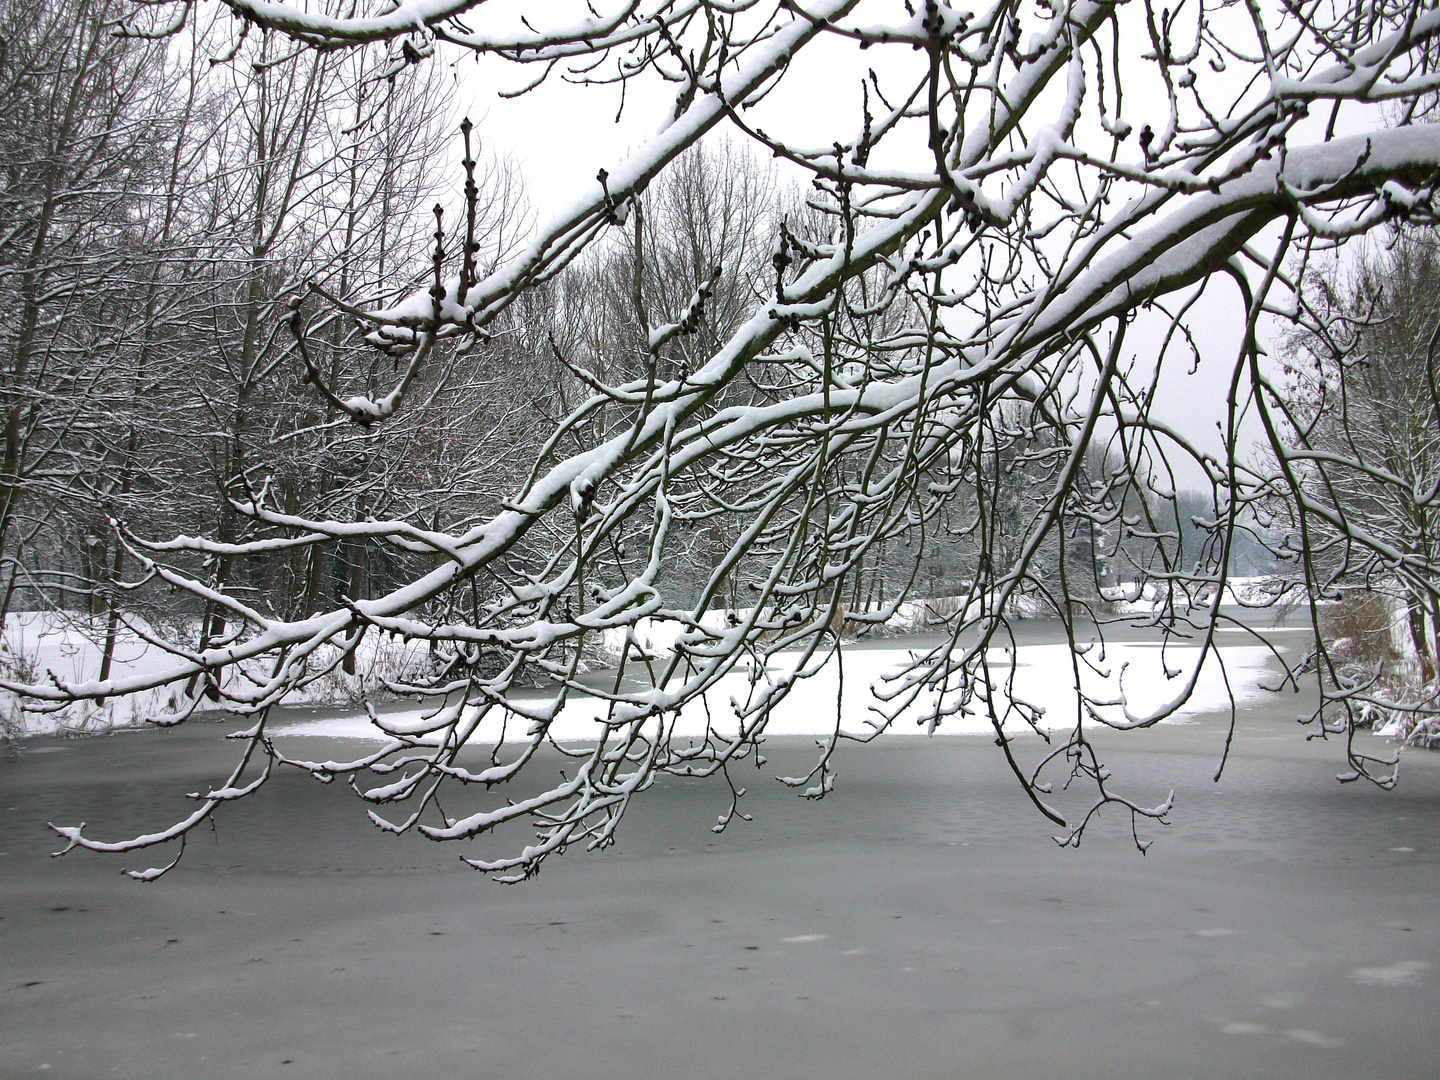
[1, 620, 1437, 1079]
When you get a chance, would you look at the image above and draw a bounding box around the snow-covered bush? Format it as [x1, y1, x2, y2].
[1313, 593, 1440, 747]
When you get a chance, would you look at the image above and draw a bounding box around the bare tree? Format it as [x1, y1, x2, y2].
[140, 22, 465, 695]
[1276, 230, 1440, 744]
[17, 0, 1440, 880]
[0, 0, 173, 621]
[543, 142, 783, 607]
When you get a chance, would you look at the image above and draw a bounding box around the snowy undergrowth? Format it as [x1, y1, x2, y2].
[1316, 594, 1440, 749]
[1371, 699, 1440, 749]
[1, 612, 434, 736]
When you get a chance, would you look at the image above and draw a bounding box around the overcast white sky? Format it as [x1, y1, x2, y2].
[432, 1, 1384, 491]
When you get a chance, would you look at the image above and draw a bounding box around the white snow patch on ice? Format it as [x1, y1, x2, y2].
[1285, 1029, 1346, 1049]
[1349, 961, 1431, 988]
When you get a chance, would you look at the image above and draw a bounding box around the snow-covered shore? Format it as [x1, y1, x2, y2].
[1, 611, 433, 735]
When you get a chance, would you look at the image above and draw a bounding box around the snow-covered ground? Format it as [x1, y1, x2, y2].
[272, 639, 1280, 745]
